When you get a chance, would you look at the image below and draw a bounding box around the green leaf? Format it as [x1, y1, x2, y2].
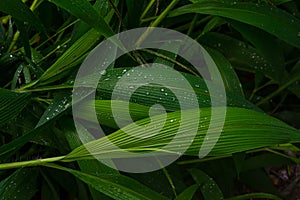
[199, 32, 284, 82]
[48, 0, 114, 38]
[37, 29, 101, 85]
[64, 106, 300, 161]
[206, 48, 244, 98]
[175, 184, 199, 200]
[228, 19, 285, 71]
[44, 163, 169, 200]
[0, 0, 45, 33]
[0, 89, 31, 127]
[189, 169, 224, 200]
[0, 168, 39, 200]
[171, 1, 300, 49]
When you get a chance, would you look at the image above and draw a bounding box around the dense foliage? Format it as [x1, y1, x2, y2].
[0, 0, 300, 199]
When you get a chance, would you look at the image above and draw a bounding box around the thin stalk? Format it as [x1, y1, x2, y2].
[7, 0, 40, 53]
[36, 19, 79, 50]
[249, 79, 274, 101]
[257, 75, 300, 106]
[17, 84, 73, 93]
[135, 0, 179, 47]
[187, 14, 198, 36]
[0, 156, 65, 170]
[225, 193, 281, 200]
[141, 49, 200, 77]
[140, 0, 156, 21]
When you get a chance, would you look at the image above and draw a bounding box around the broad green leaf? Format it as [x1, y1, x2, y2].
[92, 67, 257, 110]
[0, 168, 39, 200]
[228, 19, 285, 71]
[63, 106, 300, 161]
[175, 184, 199, 200]
[0, 89, 31, 127]
[189, 169, 223, 200]
[48, 0, 114, 38]
[199, 33, 284, 82]
[44, 163, 169, 200]
[0, 0, 45, 33]
[62, 119, 118, 199]
[170, 1, 300, 49]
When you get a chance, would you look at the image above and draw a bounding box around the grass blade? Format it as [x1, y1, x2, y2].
[48, 0, 114, 38]
[171, 1, 300, 48]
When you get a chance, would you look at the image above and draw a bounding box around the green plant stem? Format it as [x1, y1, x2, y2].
[7, 0, 40, 53]
[17, 84, 73, 92]
[187, 14, 198, 36]
[0, 156, 65, 170]
[140, 0, 156, 21]
[7, 31, 20, 52]
[257, 75, 300, 106]
[249, 79, 274, 101]
[225, 193, 281, 200]
[135, 0, 179, 47]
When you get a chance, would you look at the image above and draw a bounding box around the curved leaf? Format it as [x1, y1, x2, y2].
[171, 1, 300, 48]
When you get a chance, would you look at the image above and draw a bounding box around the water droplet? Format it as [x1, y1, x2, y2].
[100, 70, 106, 75]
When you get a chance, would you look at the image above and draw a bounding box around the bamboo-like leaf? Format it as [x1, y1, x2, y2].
[0, 89, 31, 127]
[36, 29, 101, 85]
[189, 169, 223, 200]
[199, 33, 284, 81]
[170, 1, 300, 48]
[93, 67, 257, 110]
[44, 163, 169, 200]
[0, 0, 45, 33]
[63, 106, 300, 161]
[48, 0, 114, 38]
[175, 184, 199, 200]
[206, 48, 244, 98]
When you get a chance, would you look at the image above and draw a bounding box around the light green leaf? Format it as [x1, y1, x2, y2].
[63, 106, 300, 161]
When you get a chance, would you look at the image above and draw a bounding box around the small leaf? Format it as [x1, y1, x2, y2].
[189, 169, 224, 200]
[175, 184, 199, 200]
